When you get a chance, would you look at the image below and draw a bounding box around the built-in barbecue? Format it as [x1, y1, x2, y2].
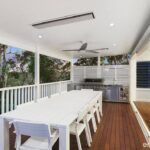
[68, 78, 128, 103]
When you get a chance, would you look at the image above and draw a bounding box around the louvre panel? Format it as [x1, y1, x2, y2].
[73, 65, 129, 86]
[73, 66, 85, 82]
[85, 66, 98, 78]
[137, 61, 150, 88]
[115, 67, 129, 86]
[102, 66, 115, 84]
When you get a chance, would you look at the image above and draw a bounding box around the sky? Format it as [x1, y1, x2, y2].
[6, 46, 24, 61]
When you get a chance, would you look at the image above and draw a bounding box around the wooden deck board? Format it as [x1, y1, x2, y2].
[9, 102, 149, 150]
[134, 101, 150, 131]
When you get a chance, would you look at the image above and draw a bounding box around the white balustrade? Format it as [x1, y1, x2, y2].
[0, 85, 36, 114]
[39, 80, 71, 98]
[0, 80, 71, 114]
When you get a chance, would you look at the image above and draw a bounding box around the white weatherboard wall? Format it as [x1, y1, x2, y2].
[130, 41, 150, 102]
[136, 44, 150, 101]
[73, 65, 129, 86]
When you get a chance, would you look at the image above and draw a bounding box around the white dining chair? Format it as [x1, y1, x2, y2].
[87, 100, 97, 133]
[13, 120, 59, 150]
[97, 97, 103, 117]
[93, 100, 101, 124]
[70, 106, 91, 150]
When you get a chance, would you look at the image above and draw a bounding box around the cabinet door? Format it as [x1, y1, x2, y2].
[110, 86, 119, 101]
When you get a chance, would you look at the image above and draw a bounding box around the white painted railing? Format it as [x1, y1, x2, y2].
[0, 80, 71, 114]
[0, 85, 37, 114]
[40, 80, 71, 98]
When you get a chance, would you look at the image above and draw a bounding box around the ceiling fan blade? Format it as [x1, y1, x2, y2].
[86, 48, 109, 51]
[79, 43, 88, 50]
[62, 49, 80, 51]
[86, 50, 99, 53]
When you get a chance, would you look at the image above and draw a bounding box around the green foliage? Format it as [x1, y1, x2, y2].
[0, 43, 70, 87]
[15, 51, 34, 84]
[74, 57, 98, 66]
[100, 54, 129, 65]
[40, 54, 70, 83]
[0, 44, 35, 88]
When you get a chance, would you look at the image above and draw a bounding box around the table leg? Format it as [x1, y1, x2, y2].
[0, 117, 9, 150]
[59, 125, 70, 150]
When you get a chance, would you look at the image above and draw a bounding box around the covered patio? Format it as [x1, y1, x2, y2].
[0, 0, 150, 150]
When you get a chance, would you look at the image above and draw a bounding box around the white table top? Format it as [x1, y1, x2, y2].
[1, 90, 102, 127]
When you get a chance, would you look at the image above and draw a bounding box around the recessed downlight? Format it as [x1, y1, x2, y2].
[113, 43, 117, 47]
[110, 23, 115, 27]
[38, 35, 42, 39]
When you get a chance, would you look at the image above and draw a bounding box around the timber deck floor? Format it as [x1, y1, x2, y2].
[134, 101, 150, 131]
[9, 102, 149, 150]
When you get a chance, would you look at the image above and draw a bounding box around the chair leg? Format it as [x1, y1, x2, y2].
[99, 101, 103, 117]
[91, 112, 97, 133]
[96, 108, 100, 123]
[76, 134, 82, 150]
[84, 126, 91, 147]
[86, 120, 92, 143]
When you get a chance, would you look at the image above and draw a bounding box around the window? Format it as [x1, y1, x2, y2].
[137, 61, 150, 88]
[40, 54, 70, 83]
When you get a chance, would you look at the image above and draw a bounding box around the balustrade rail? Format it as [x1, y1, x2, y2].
[40, 80, 71, 98]
[0, 80, 71, 114]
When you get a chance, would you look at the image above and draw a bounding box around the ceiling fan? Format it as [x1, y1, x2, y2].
[62, 42, 108, 53]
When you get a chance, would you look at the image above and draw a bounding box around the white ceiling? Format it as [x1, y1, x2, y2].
[0, 0, 150, 58]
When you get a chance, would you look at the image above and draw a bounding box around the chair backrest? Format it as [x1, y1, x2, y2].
[77, 105, 88, 123]
[88, 98, 97, 111]
[13, 120, 51, 138]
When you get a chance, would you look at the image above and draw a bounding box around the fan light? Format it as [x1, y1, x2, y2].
[38, 35, 42, 39]
[110, 23, 115, 27]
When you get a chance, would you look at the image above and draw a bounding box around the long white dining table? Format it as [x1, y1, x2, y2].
[0, 90, 102, 150]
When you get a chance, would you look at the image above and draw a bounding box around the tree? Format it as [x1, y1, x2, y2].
[40, 55, 56, 83]
[15, 51, 34, 85]
[59, 62, 71, 80]
[0, 44, 7, 87]
[40, 55, 71, 83]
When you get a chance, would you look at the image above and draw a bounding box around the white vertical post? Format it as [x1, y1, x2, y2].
[10, 90, 13, 111]
[98, 56, 101, 66]
[18, 88, 20, 105]
[35, 49, 40, 102]
[84, 66, 86, 79]
[6, 90, 9, 112]
[59, 81, 62, 94]
[71, 59, 74, 82]
[14, 89, 17, 109]
[1, 90, 5, 114]
[97, 56, 101, 78]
